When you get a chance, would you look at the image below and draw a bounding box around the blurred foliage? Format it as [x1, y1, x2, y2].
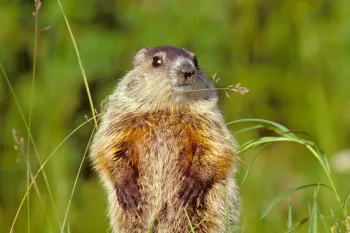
[0, 0, 350, 232]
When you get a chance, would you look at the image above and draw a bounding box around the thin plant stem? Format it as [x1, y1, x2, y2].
[26, 2, 40, 232]
[184, 208, 195, 233]
[55, 0, 98, 129]
[29, 165, 53, 232]
[61, 127, 96, 231]
[306, 145, 347, 218]
[183, 87, 232, 93]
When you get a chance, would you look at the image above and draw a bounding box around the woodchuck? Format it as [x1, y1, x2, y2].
[89, 46, 240, 233]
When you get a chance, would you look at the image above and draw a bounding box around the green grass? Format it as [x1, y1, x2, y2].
[229, 119, 349, 232]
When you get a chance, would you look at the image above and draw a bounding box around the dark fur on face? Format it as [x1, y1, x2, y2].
[148, 46, 194, 60]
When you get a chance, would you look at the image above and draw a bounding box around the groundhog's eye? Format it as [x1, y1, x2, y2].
[152, 56, 163, 67]
[193, 56, 199, 68]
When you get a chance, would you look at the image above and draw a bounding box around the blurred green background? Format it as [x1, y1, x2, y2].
[1, 0, 350, 232]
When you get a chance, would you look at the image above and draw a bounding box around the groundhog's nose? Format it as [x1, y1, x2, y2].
[179, 61, 195, 80]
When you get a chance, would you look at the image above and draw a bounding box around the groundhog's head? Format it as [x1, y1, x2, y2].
[114, 46, 217, 111]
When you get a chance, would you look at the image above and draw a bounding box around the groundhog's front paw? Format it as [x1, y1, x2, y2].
[179, 176, 209, 207]
[116, 179, 141, 211]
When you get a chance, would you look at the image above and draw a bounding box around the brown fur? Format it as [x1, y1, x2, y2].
[90, 46, 240, 232]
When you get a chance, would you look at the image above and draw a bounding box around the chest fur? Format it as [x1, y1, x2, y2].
[114, 111, 214, 163]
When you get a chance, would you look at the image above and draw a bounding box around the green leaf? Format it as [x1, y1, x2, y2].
[231, 124, 265, 137]
[226, 118, 290, 132]
[239, 136, 294, 154]
[309, 188, 318, 233]
[147, 214, 158, 233]
[287, 198, 293, 230]
[260, 184, 332, 220]
[285, 218, 309, 233]
[241, 143, 270, 186]
[319, 212, 330, 233]
[343, 188, 350, 216]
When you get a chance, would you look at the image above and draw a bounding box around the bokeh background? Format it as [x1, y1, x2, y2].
[1, 0, 350, 232]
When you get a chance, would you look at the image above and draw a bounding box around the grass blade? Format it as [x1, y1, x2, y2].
[61, 128, 96, 231]
[231, 124, 265, 137]
[287, 198, 292, 231]
[56, 0, 98, 129]
[285, 218, 309, 233]
[319, 212, 330, 233]
[187, 218, 207, 233]
[226, 118, 290, 132]
[184, 208, 195, 233]
[147, 213, 158, 233]
[260, 184, 331, 220]
[343, 188, 350, 213]
[26, 2, 41, 231]
[308, 188, 319, 233]
[239, 136, 294, 154]
[241, 143, 270, 186]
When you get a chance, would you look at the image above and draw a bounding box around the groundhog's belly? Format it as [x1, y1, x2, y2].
[136, 128, 184, 212]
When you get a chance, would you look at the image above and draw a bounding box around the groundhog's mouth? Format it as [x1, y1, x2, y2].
[172, 84, 192, 93]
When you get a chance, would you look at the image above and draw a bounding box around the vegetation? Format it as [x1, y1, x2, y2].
[0, 0, 349, 232]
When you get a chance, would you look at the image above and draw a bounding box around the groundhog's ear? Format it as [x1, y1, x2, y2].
[132, 48, 149, 67]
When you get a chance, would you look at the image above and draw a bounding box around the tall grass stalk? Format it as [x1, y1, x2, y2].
[25, 1, 41, 231]
[61, 128, 96, 231]
[55, 0, 98, 129]
[287, 197, 292, 230]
